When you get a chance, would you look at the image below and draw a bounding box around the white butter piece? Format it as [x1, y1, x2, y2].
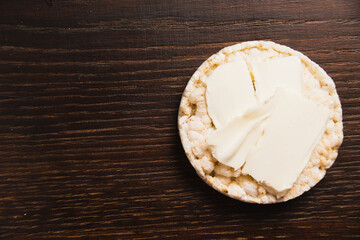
[206, 59, 258, 129]
[253, 56, 303, 102]
[242, 90, 330, 194]
[207, 97, 277, 170]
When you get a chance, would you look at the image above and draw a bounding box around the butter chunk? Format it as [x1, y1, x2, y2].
[206, 59, 258, 129]
[242, 90, 330, 194]
[207, 96, 277, 170]
[253, 56, 303, 102]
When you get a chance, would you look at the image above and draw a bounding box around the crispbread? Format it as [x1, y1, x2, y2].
[178, 41, 343, 203]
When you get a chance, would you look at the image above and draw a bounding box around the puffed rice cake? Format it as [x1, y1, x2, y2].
[178, 41, 343, 204]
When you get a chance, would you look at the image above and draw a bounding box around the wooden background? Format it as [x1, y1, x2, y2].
[0, 0, 359, 239]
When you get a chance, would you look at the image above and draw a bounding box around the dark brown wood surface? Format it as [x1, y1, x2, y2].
[0, 0, 359, 239]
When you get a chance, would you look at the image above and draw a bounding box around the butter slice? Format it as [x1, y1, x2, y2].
[253, 56, 303, 102]
[207, 96, 277, 170]
[242, 90, 330, 194]
[206, 59, 258, 129]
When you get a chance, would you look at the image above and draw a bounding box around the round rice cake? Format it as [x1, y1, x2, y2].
[178, 41, 343, 204]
